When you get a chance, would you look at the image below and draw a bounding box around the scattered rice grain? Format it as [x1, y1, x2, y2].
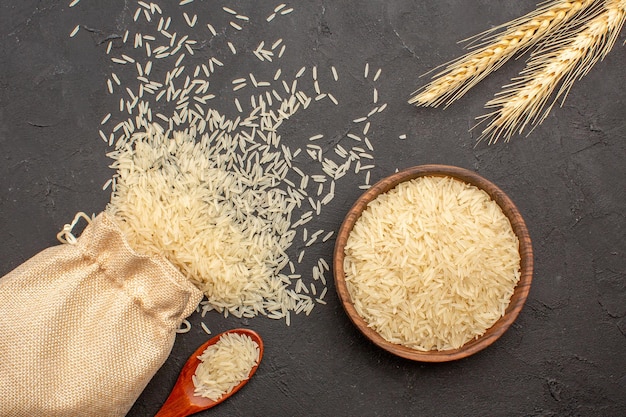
[69, 25, 80, 38]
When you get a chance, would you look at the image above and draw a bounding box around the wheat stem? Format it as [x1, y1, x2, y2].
[409, 0, 600, 107]
[477, 0, 626, 144]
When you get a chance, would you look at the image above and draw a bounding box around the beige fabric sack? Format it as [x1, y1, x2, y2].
[0, 212, 203, 416]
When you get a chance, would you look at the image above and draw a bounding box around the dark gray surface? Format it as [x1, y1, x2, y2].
[1, 1, 625, 416]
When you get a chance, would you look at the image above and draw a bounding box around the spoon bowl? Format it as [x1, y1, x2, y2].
[155, 328, 263, 417]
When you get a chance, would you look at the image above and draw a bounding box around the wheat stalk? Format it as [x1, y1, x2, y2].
[476, 0, 626, 143]
[409, 0, 600, 107]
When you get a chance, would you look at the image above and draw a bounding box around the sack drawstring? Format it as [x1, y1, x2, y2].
[56, 212, 93, 244]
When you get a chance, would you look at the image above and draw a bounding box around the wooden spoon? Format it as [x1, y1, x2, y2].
[155, 328, 263, 417]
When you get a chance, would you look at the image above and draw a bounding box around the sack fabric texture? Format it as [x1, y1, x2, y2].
[0, 212, 203, 416]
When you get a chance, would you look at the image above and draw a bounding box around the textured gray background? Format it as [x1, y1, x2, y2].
[1, 1, 625, 416]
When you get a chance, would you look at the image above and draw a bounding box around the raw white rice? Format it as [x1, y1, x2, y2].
[193, 333, 260, 401]
[67, 1, 393, 326]
[343, 175, 521, 351]
[69, 24, 80, 37]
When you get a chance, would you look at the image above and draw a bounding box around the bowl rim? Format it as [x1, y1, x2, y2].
[333, 164, 534, 362]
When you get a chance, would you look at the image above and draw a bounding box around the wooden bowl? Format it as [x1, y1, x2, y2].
[333, 164, 533, 362]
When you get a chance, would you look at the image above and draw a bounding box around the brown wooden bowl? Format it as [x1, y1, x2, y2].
[333, 164, 533, 362]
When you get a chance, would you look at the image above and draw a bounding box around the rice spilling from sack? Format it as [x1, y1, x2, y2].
[106, 127, 295, 315]
[193, 332, 260, 401]
[67, 1, 396, 325]
[343, 175, 521, 351]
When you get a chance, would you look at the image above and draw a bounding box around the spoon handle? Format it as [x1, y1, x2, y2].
[154, 380, 202, 417]
[155, 392, 201, 417]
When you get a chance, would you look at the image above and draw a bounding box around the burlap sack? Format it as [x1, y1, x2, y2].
[0, 212, 203, 416]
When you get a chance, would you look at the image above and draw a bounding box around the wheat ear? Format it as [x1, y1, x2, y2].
[476, 0, 626, 144]
[409, 0, 600, 107]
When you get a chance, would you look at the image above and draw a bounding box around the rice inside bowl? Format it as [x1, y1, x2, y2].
[343, 175, 521, 351]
